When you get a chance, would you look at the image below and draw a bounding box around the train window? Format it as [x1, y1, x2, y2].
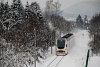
[57, 39, 65, 49]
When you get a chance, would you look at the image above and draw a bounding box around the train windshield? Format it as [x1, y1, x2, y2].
[57, 39, 65, 49]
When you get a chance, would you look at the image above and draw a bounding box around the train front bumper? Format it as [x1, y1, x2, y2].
[56, 51, 67, 56]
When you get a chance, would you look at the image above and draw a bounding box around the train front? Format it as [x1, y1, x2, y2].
[56, 38, 67, 56]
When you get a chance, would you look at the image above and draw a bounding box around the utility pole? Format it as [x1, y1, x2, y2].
[34, 28, 37, 67]
[50, 32, 52, 54]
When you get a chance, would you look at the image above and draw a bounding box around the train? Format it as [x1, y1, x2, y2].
[56, 33, 73, 56]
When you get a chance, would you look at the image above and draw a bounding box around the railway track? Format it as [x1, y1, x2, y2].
[47, 56, 64, 67]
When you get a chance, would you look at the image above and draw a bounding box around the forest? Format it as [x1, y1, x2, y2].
[0, 0, 100, 67]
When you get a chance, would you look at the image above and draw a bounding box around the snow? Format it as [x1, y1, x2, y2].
[88, 56, 100, 67]
[30, 30, 100, 67]
[48, 22, 55, 31]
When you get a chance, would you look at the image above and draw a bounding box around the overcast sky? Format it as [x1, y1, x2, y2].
[2, 0, 100, 10]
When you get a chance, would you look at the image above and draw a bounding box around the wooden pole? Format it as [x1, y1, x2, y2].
[85, 49, 90, 67]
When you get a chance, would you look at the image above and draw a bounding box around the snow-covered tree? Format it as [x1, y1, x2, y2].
[83, 15, 89, 29]
[89, 14, 100, 54]
[0, 3, 5, 19]
[0, 1, 54, 67]
[76, 14, 84, 28]
[83, 15, 88, 23]
[45, 0, 61, 15]
[11, 0, 24, 23]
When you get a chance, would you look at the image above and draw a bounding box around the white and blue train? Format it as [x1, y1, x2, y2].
[56, 33, 73, 56]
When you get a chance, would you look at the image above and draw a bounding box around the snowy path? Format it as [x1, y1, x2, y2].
[46, 56, 64, 67]
[37, 30, 90, 67]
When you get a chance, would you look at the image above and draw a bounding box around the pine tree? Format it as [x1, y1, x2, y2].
[25, 2, 30, 20]
[11, 0, 24, 23]
[0, 3, 5, 20]
[4, 2, 9, 19]
[30, 2, 43, 20]
[0, 2, 10, 30]
[83, 15, 89, 29]
[76, 14, 83, 28]
[0, 3, 4, 26]
[83, 15, 88, 23]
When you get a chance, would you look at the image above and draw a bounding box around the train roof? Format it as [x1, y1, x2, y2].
[62, 33, 73, 39]
[57, 38, 65, 40]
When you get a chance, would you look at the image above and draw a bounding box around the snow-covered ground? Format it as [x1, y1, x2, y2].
[31, 30, 100, 67]
[88, 56, 100, 67]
